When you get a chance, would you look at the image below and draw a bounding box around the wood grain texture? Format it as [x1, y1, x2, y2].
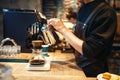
[0, 50, 96, 80]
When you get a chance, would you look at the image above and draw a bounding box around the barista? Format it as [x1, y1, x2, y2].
[48, 0, 117, 77]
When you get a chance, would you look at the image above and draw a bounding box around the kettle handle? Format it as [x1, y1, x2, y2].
[0, 38, 17, 46]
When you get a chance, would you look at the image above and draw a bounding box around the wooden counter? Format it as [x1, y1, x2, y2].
[0, 50, 96, 80]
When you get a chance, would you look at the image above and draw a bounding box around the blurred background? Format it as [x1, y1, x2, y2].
[0, 0, 120, 74]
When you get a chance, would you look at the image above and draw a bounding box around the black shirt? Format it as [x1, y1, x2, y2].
[74, 0, 117, 77]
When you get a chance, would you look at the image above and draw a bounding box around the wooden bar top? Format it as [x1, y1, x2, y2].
[0, 50, 96, 80]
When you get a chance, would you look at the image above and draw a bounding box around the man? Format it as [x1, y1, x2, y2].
[48, 0, 117, 77]
[66, 12, 77, 24]
[66, 12, 77, 32]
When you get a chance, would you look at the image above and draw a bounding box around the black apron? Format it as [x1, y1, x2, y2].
[74, 2, 108, 77]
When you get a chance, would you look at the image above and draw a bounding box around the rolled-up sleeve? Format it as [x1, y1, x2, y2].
[82, 10, 117, 58]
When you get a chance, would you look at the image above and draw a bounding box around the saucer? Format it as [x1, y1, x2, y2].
[97, 73, 107, 80]
[97, 73, 120, 80]
[26, 60, 51, 71]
